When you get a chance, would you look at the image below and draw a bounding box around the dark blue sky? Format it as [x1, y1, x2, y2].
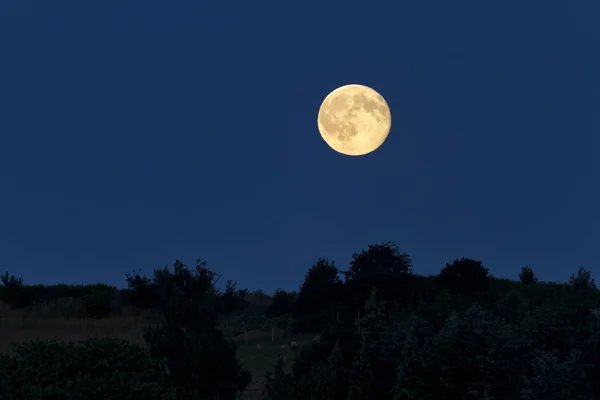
[1, 2, 599, 292]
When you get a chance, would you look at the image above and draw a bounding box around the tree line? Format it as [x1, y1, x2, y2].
[0, 241, 598, 399]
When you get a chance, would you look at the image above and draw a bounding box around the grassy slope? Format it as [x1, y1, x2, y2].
[0, 295, 311, 399]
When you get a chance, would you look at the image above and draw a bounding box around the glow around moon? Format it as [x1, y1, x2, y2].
[317, 84, 391, 156]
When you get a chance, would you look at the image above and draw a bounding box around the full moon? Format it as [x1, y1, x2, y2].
[317, 84, 391, 156]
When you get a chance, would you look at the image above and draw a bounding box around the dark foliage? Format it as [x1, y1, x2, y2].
[81, 285, 116, 318]
[291, 321, 361, 382]
[263, 245, 600, 399]
[0, 370, 12, 400]
[438, 257, 490, 299]
[221, 279, 238, 313]
[0, 337, 174, 399]
[294, 258, 343, 333]
[142, 259, 251, 400]
[124, 270, 158, 309]
[342, 242, 413, 309]
[269, 289, 297, 316]
[0, 272, 30, 308]
[520, 265, 537, 284]
[2, 242, 600, 399]
[262, 356, 295, 400]
[569, 266, 596, 293]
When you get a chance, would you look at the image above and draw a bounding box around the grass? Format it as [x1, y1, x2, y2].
[232, 330, 314, 399]
[0, 300, 314, 399]
[233, 330, 314, 376]
[0, 302, 150, 352]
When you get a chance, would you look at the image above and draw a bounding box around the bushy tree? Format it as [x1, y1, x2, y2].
[0, 272, 30, 307]
[294, 258, 343, 332]
[520, 266, 538, 284]
[124, 270, 157, 309]
[143, 259, 251, 399]
[569, 267, 596, 293]
[342, 242, 413, 308]
[438, 257, 489, 299]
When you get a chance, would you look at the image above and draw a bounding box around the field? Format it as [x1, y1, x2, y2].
[0, 300, 312, 399]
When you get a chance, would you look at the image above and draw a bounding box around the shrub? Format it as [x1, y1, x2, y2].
[125, 270, 158, 309]
[569, 267, 596, 293]
[0, 337, 174, 400]
[0, 272, 31, 308]
[520, 266, 537, 284]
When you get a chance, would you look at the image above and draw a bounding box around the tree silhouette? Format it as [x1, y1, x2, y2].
[143, 259, 251, 399]
[438, 257, 489, 299]
[569, 266, 596, 293]
[269, 289, 297, 316]
[221, 279, 238, 313]
[519, 266, 537, 284]
[342, 241, 413, 308]
[294, 258, 343, 332]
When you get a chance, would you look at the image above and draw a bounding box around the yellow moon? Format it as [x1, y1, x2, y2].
[317, 84, 391, 156]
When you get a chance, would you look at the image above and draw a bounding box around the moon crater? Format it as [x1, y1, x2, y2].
[317, 84, 391, 156]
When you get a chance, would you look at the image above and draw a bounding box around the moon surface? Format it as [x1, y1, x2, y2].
[317, 84, 391, 156]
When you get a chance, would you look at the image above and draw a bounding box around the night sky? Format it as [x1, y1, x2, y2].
[1, 2, 599, 292]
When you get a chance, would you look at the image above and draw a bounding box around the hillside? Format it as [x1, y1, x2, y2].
[0, 243, 599, 399]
